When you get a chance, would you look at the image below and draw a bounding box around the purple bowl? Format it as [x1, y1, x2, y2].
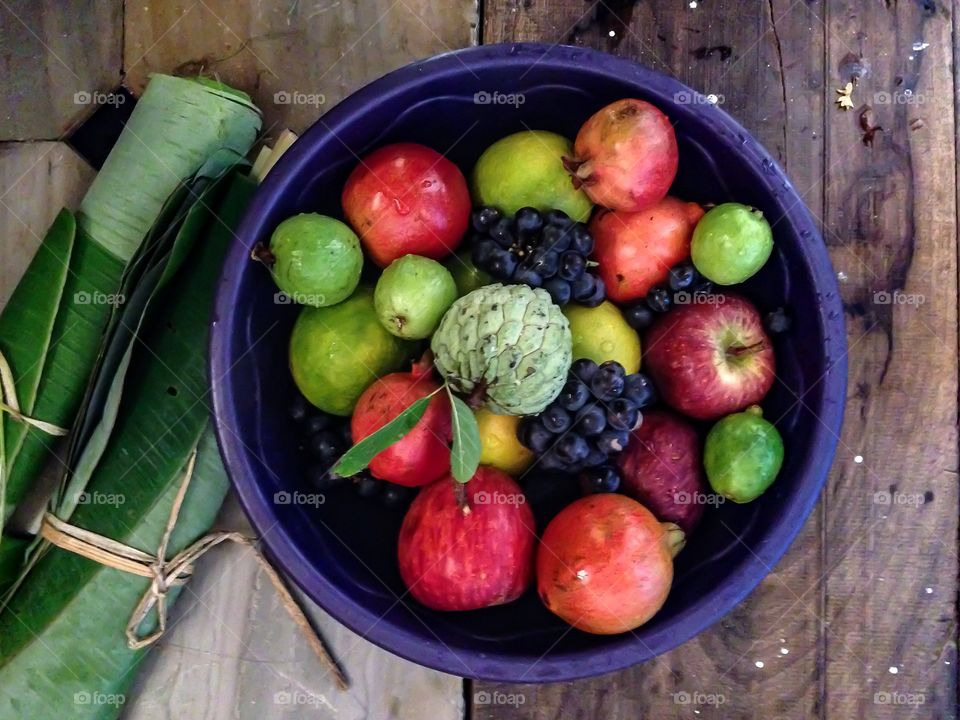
[209, 43, 846, 682]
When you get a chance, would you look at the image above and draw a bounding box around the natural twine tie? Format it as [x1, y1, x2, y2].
[39, 451, 349, 691]
[1, 350, 348, 690]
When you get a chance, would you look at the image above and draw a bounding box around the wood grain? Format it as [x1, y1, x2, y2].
[0, 0, 123, 141]
[123, 0, 480, 138]
[0, 142, 95, 308]
[822, 1, 958, 718]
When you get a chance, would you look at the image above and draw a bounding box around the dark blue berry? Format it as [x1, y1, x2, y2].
[356, 475, 381, 498]
[555, 434, 590, 464]
[513, 267, 543, 288]
[541, 404, 572, 434]
[487, 249, 518, 280]
[544, 209, 573, 228]
[571, 359, 599, 384]
[590, 361, 626, 401]
[570, 223, 594, 255]
[538, 452, 567, 471]
[623, 373, 657, 408]
[575, 403, 606, 436]
[471, 206, 501, 232]
[488, 217, 515, 248]
[289, 395, 309, 423]
[579, 466, 621, 494]
[513, 207, 543, 239]
[582, 446, 607, 467]
[309, 431, 342, 461]
[765, 307, 792, 334]
[690, 278, 714, 295]
[304, 413, 332, 434]
[471, 239, 498, 267]
[571, 273, 598, 303]
[529, 248, 560, 277]
[624, 301, 654, 331]
[541, 224, 572, 252]
[519, 418, 554, 453]
[557, 378, 591, 412]
[578, 275, 606, 307]
[558, 251, 586, 281]
[606, 398, 640, 431]
[380, 483, 414, 507]
[543, 277, 572, 305]
[668, 262, 697, 290]
[647, 285, 673, 313]
[596, 428, 630, 455]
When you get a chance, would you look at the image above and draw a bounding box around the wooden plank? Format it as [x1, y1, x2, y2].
[821, 2, 958, 718]
[0, 0, 123, 141]
[123, 495, 464, 720]
[0, 142, 95, 308]
[476, 2, 830, 718]
[123, 0, 480, 138]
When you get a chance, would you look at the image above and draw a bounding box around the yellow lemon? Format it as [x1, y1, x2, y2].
[475, 409, 535, 476]
[563, 301, 641, 373]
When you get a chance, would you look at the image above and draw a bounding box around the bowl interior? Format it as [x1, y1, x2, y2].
[211, 44, 845, 682]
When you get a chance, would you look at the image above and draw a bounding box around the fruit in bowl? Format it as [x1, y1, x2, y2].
[217, 47, 845, 681]
[537, 493, 682, 634]
[342, 143, 471, 266]
[398, 467, 536, 611]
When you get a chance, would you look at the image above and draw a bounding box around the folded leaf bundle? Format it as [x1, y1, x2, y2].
[0, 171, 258, 719]
[0, 75, 261, 527]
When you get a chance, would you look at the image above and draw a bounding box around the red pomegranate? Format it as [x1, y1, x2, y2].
[350, 362, 450, 487]
[565, 98, 678, 212]
[398, 467, 536, 611]
[341, 142, 471, 266]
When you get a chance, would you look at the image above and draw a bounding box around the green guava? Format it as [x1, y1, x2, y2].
[374, 255, 458, 339]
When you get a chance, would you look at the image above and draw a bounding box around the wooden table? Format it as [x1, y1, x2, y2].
[1, 1, 957, 718]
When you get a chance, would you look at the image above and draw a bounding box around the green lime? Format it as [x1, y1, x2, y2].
[269, 213, 363, 306]
[563, 301, 641, 374]
[374, 255, 458, 339]
[471, 130, 593, 222]
[289, 288, 415, 415]
[704, 406, 784, 503]
[445, 250, 492, 297]
[691, 203, 773, 285]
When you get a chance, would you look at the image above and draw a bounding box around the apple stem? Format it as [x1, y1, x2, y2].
[454, 481, 471, 515]
[727, 341, 766, 359]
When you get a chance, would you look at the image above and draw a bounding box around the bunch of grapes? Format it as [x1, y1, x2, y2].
[469, 206, 605, 307]
[517, 359, 658, 486]
[622, 260, 713, 329]
[289, 395, 415, 507]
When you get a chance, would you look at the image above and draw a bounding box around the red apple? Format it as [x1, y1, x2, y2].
[351, 363, 450, 487]
[398, 467, 536, 611]
[537, 494, 678, 634]
[565, 99, 678, 212]
[617, 409, 708, 534]
[342, 142, 471, 266]
[591, 197, 704, 303]
[643, 293, 775, 420]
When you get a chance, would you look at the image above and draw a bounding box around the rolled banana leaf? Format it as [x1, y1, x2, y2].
[1, 75, 261, 526]
[0, 171, 257, 719]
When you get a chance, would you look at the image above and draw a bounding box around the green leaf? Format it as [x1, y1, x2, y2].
[332, 394, 434, 477]
[448, 391, 481, 483]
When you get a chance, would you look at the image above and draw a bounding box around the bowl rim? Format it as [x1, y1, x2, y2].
[209, 42, 847, 683]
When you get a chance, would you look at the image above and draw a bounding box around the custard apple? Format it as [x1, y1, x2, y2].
[431, 283, 572, 415]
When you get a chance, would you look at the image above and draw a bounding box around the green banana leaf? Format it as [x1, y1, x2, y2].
[0, 75, 260, 529]
[0, 172, 255, 718]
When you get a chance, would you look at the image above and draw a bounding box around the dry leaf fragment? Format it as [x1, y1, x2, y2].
[835, 82, 855, 110]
